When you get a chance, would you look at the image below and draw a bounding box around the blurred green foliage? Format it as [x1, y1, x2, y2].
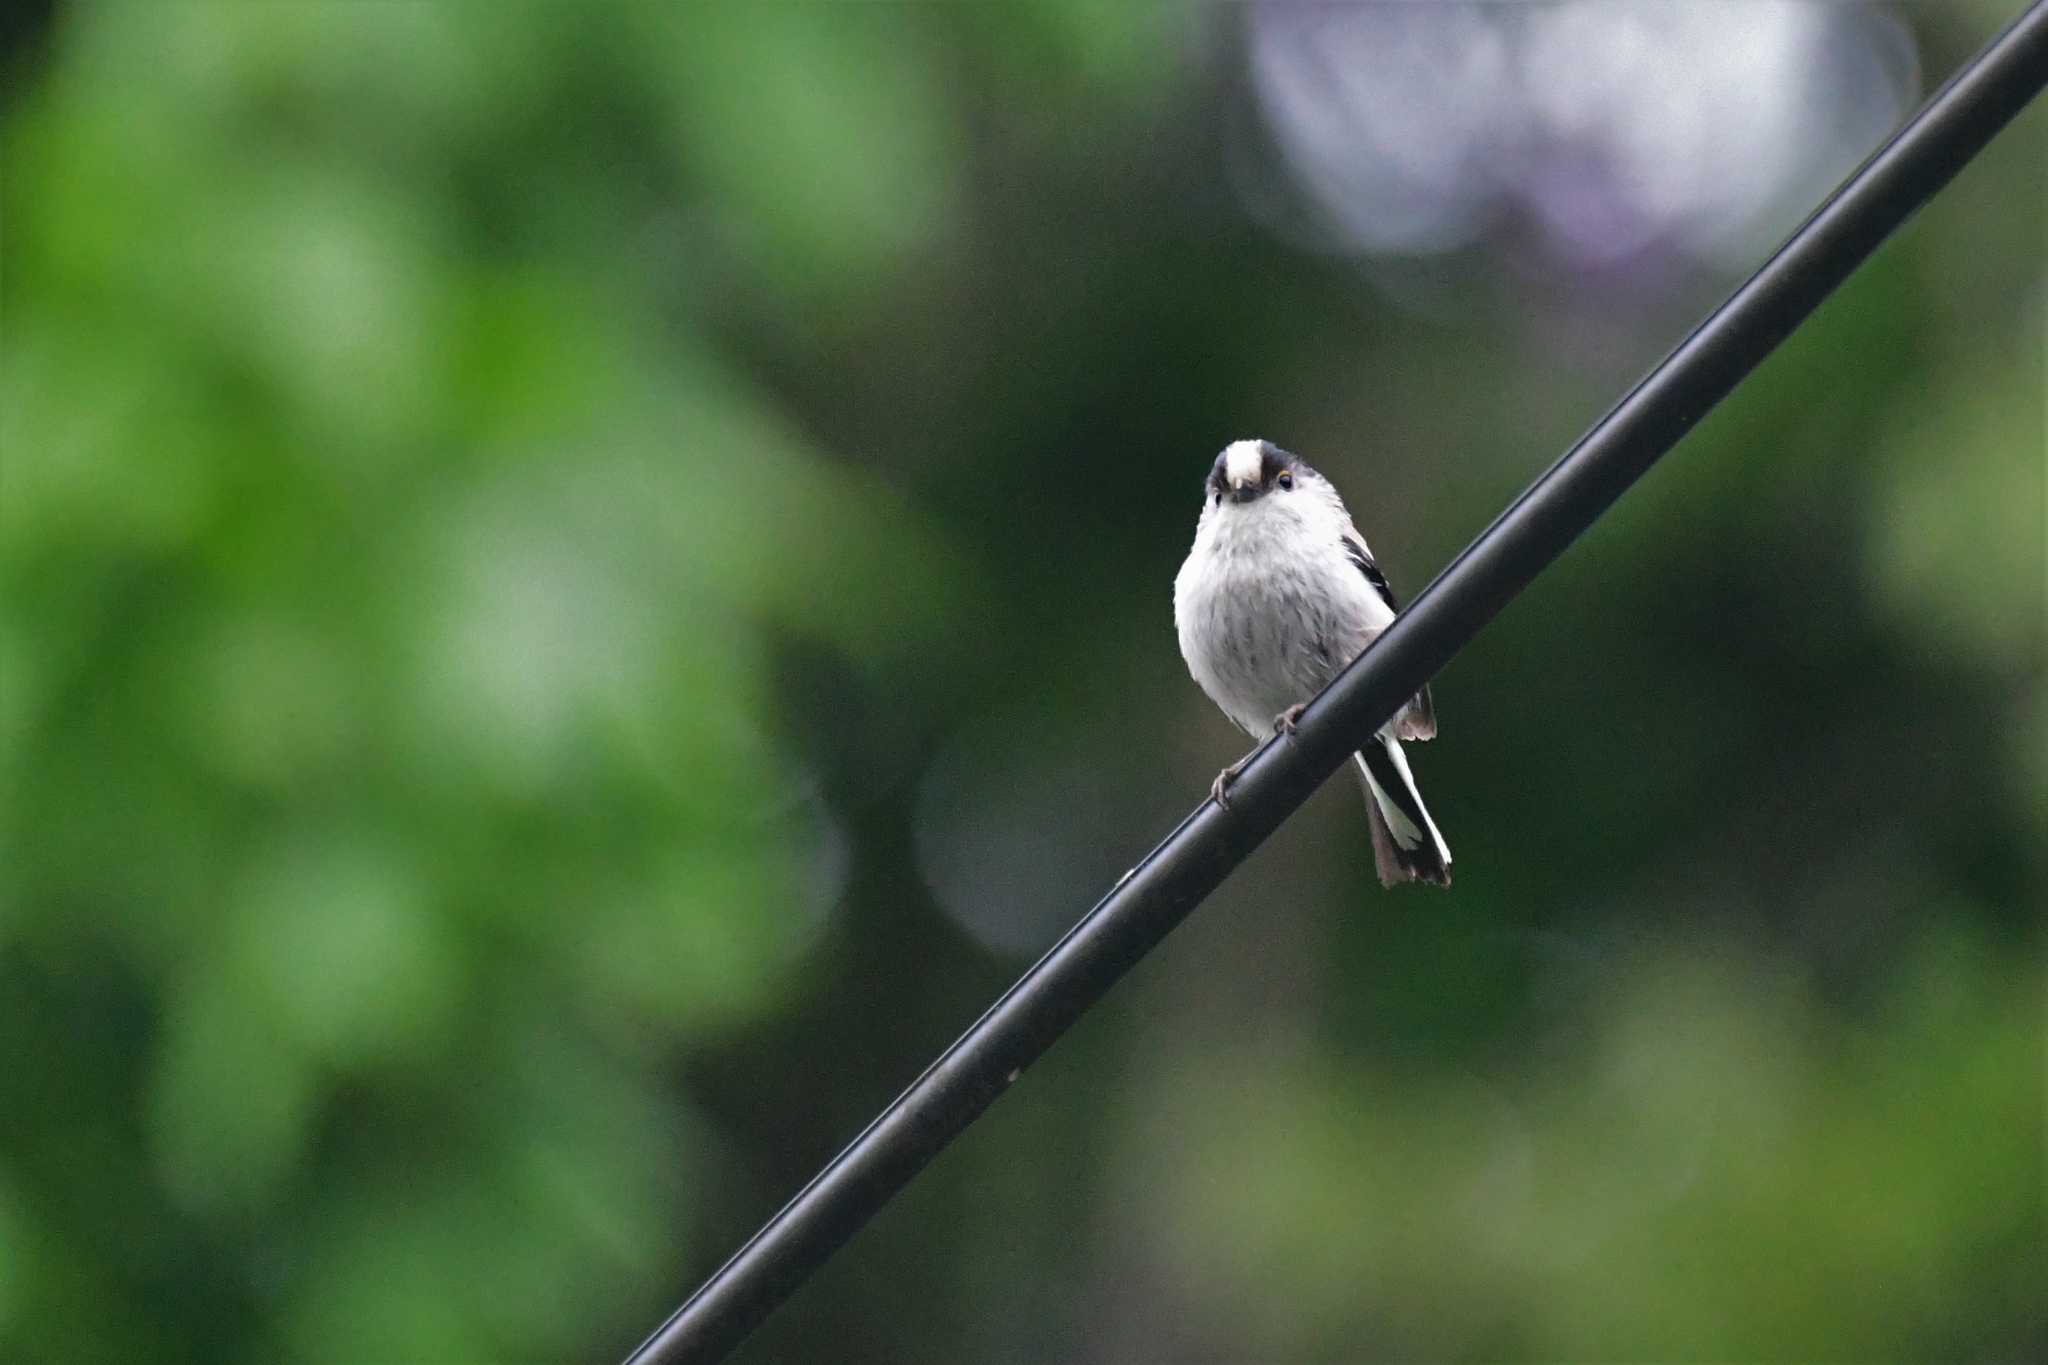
[0, 4, 2040, 1363]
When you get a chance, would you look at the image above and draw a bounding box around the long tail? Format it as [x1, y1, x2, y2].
[1354, 736, 1452, 888]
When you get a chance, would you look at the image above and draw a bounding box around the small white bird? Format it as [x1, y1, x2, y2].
[1174, 438, 1452, 887]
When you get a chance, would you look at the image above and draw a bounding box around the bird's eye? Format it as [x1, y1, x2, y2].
[1276, 470, 1295, 490]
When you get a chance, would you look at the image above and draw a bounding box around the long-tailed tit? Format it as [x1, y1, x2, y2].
[1173, 438, 1452, 887]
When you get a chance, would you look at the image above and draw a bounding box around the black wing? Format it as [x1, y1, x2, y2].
[1342, 529, 1399, 612]
[1344, 526, 1437, 739]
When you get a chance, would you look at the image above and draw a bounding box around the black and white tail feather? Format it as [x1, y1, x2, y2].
[1345, 535, 1452, 887]
[1173, 438, 1453, 889]
[1356, 733, 1452, 888]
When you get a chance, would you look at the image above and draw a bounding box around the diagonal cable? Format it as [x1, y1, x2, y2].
[626, 5, 2048, 1361]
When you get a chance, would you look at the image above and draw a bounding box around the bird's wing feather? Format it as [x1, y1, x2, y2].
[1343, 525, 1437, 739]
[1341, 527, 1399, 613]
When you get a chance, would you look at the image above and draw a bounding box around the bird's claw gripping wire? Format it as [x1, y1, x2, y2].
[1209, 754, 1253, 809]
[1214, 705, 1310, 809]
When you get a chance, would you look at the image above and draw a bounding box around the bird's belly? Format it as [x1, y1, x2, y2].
[1180, 556, 1367, 736]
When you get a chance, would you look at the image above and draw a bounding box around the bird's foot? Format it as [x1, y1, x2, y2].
[1273, 703, 1308, 738]
[1210, 754, 1252, 810]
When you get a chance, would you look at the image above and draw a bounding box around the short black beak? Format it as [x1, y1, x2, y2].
[1228, 482, 1261, 504]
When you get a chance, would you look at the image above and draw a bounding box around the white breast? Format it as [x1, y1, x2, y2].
[1174, 496, 1390, 738]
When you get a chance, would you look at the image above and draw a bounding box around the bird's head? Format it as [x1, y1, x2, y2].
[1207, 438, 1308, 507]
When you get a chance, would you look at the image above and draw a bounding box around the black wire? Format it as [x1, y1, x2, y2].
[625, 5, 2048, 1362]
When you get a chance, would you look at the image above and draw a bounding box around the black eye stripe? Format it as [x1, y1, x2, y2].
[1259, 441, 1310, 487]
[1205, 443, 1312, 500]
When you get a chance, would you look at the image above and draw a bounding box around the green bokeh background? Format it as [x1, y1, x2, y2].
[0, 4, 2040, 1362]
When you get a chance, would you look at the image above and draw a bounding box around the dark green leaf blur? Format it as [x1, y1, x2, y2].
[1, 4, 2040, 1362]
